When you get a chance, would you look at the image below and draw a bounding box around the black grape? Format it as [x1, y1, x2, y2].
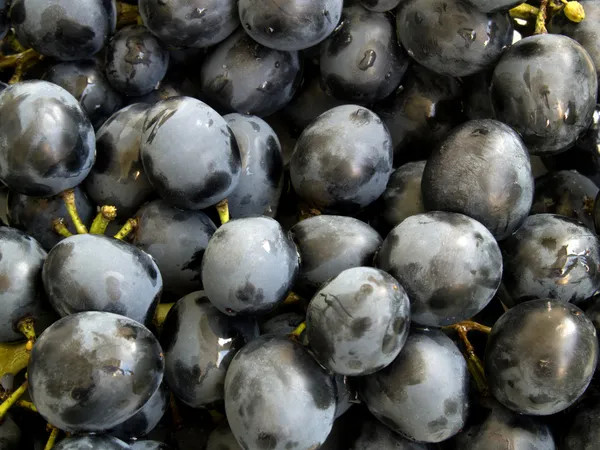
[53, 435, 130, 449]
[131, 441, 172, 450]
[360, 0, 401, 11]
[259, 312, 305, 336]
[380, 161, 426, 231]
[562, 396, 600, 449]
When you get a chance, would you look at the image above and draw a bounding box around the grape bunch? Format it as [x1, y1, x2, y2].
[0, 0, 600, 449]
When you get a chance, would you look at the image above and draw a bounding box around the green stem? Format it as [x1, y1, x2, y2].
[89, 206, 117, 235]
[216, 199, 230, 225]
[0, 380, 28, 422]
[113, 218, 138, 240]
[61, 190, 88, 234]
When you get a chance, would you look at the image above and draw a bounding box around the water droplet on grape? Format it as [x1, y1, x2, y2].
[257, 81, 273, 92]
[275, 61, 280, 68]
[245, 23, 252, 31]
[266, 26, 275, 34]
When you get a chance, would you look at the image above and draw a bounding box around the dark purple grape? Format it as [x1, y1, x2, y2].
[105, 25, 169, 97]
[43, 59, 123, 130]
[7, 186, 96, 251]
[206, 424, 241, 450]
[491, 34, 597, 155]
[131, 441, 171, 450]
[106, 382, 169, 441]
[290, 105, 393, 214]
[238, 0, 344, 51]
[127, 74, 197, 106]
[0, 414, 21, 450]
[260, 311, 305, 336]
[0, 227, 47, 343]
[54, 435, 130, 449]
[306, 266, 410, 375]
[396, 0, 513, 77]
[290, 215, 382, 295]
[0, 80, 95, 197]
[199, 29, 303, 117]
[223, 114, 284, 218]
[28, 311, 164, 432]
[358, 328, 469, 443]
[360, 0, 401, 11]
[576, 105, 600, 170]
[319, 5, 408, 103]
[0, 0, 8, 41]
[224, 335, 336, 450]
[464, 0, 522, 12]
[10, 0, 116, 61]
[160, 291, 258, 407]
[530, 170, 599, 231]
[139, 0, 239, 48]
[140, 96, 242, 210]
[500, 214, 600, 306]
[485, 299, 598, 415]
[201, 216, 299, 315]
[421, 119, 534, 240]
[376, 212, 502, 327]
[374, 65, 464, 165]
[83, 103, 155, 218]
[563, 396, 600, 449]
[381, 161, 426, 230]
[132, 199, 217, 300]
[42, 234, 162, 325]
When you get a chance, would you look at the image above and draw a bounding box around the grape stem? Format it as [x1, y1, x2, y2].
[290, 322, 306, 341]
[153, 302, 175, 330]
[52, 218, 73, 238]
[283, 291, 303, 306]
[17, 318, 36, 353]
[113, 218, 138, 240]
[216, 199, 230, 225]
[209, 409, 226, 424]
[43, 426, 59, 450]
[14, 399, 37, 413]
[0, 49, 43, 84]
[535, 0, 550, 33]
[298, 203, 321, 221]
[61, 190, 88, 234]
[89, 206, 118, 235]
[0, 380, 29, 422]
[116, 2, 141, 28]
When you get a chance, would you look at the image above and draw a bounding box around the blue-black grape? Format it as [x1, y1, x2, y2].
[139, 0, 239, 49]
[7, 186, 96, 251]
[201, 216, 299, 315]
[224, 335, 336, 450]
[83, 103, 155, 218]
[199, 29, 303, 117]
[42, 234, 162, 325]
[500, 214, 600, 306]
[464, 0, 522, 12]
[132, 199, 217, 300]
[10, 0, 116, 60]
[360, 0, 401, 11]
[105, 25, 170, 96]
[485, 299, 598, 415]
[0, 0, 8, 41]
[43, 59, 123, 130]
[491, 34, 597, 155]
[319, 5, 408, 103]
[28, 311, 164, 432]
[396, 0, 513, 77]
[131, 441, 171, 450]
[238, 0, 344, 51]
[421, 119, 534, 240]
[0, 80, 95, 197]
[140, 96, 242, 210]
[0, 414, 21, 450]
[376, 212, 502, 327]
[53, 435, 130, 449]
[562, 396, 600, 450]
[223, 114, 284, 218]
[306, 267, 410, 376]
[290, 214, 382, 295]
[259, 311, 305, 337]
[381, 161, 426, 231]
[289, 105, 393, 214]
[358, 328, 469, 443]
[0, 227, 47, 343]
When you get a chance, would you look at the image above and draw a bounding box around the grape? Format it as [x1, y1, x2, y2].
[10, 0, 116, 61]
[290, 215, 382, 295]
[374, 65, 464, 165]
[0, 0, 8, 41]
[0, 414, 22, 450]
[381, 161, 426, 231]
[28, 311, 164, 432]
[105, 25, 170, 97]
[43, 59, 123, 130]
[53, 435, 130, 449]
[319, 5, 409, 103]
[238, 0, 344, 51]
[500, 214, 600, 306]
[562, 397, 600, 450]
[491, 34, 597, 155]
[160, 291, 258, 407]
[206, 424, 241, 450]
[42, 234, 162, 325]
[83, 103, 155, 218]
[0, 227, 47, 343]
[131, 440, 171, 450]
[485, 299, 598, 415]
[224, 335, 336, 450]
[140, 96, 241, 211]
[396, 0, 513, 77]
[201, 216, 299, 315]
[530, 170, 599, 231]
[358, 328, 469, 443]
[129, 78, 189, 106]
[132, 200, 217, 300]
[199, 29, 303, 117]
[360, 0, 401, 12]
[7, 186, 95, 251]
[448, 397, 556, 449]
[139, 0, 239, 49]
[260, 312, 305, 336]
[223, 114, 284, 218]
[464, 0, 522, 12]
[576, 106, 600, 169]
[306, 266, 410, 375]
[376, 212, 502, 327]
[289, 105, 393, 214]
[0, 80, 95, 197]
[421, 119, 534, 240]
[106, 383, 169, 441]
[333, 375, 354, 418]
